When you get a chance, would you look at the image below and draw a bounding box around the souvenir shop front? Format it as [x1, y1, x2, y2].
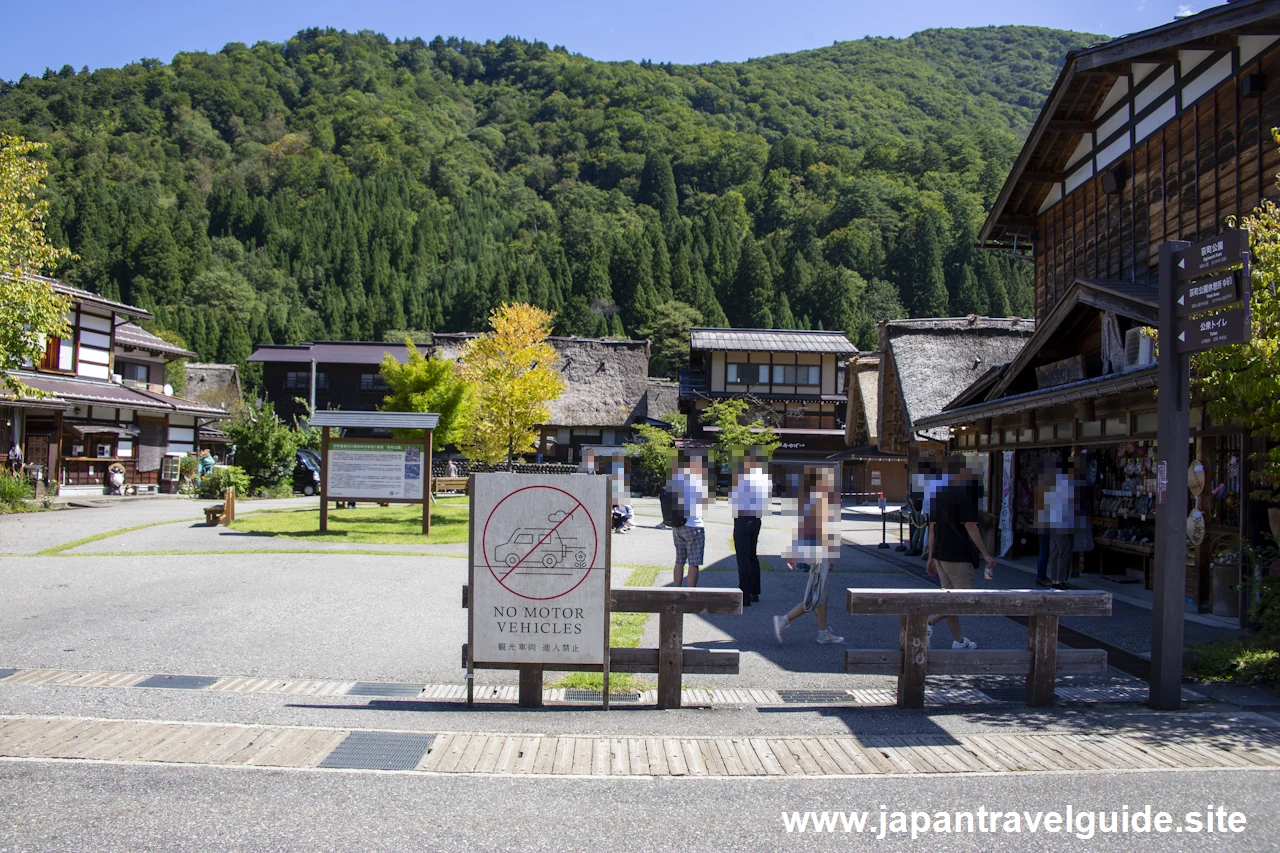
[931, 390, 1247, 617]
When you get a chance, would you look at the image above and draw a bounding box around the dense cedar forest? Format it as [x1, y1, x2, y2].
[0, 25, 1098, 381]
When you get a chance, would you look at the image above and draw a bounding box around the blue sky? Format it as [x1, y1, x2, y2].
[2, 0, 1211, 82]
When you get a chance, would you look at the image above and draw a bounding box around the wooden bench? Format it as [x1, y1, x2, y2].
[433, 477, 469, 496]
[463, 586, 742, 709]
[202, 487, 236, 526]
[844, 588, 1112, 708]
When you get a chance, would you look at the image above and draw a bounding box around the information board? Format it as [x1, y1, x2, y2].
[327, 441, 424, 500]
[1175, 307, 1250, 353]
[469, 473, 610, 667]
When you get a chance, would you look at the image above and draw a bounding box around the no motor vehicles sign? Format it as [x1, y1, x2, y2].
[470, 473, 610, 667]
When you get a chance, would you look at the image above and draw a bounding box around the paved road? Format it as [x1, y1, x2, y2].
[2, 498, 1277, 853]
[2, 761, 1275, 852]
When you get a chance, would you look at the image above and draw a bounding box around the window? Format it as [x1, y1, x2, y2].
[38, 336, 61, 370]
[360, 373, 389, 393]
[771, 365, 820, 385]
[284, 371, 327, 391]
[727, 363, 767, 384]
[118, 361, 150, 384]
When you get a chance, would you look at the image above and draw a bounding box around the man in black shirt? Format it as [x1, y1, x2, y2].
[926, 457, 996, 649]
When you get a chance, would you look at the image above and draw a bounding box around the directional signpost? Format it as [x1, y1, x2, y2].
[1152, 229, 1250, 711]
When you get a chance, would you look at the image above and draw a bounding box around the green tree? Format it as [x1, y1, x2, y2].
[638, 151, 679, 233]
[734, 236, 774, 328]
[226, 401, 299, 493]
[893, 208, 950, 318]
[0, 135, 73, 395]
[623, 422, 675, 495]
[459, 303, 566, 464]
[636, 300, 702, 379]
[378, 339, 471, 445]
[1194, 159, 1280, 499]
[700, 398, 779, 464]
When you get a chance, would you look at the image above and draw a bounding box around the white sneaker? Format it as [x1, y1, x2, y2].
[772, 615, 787, 645]
[952, 638, 977, 650]
[816, 629, 845, 645]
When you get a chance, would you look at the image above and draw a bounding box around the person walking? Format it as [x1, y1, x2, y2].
[663, 453, 708, 588]
[773, 466, 844, 645]
[926, 456, 997, 649]
[731, 449, 770, 606]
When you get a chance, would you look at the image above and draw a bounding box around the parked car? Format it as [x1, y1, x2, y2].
[294, 450, 321, 496]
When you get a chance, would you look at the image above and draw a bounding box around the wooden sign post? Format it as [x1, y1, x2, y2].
[1152, 230, 1249, 710]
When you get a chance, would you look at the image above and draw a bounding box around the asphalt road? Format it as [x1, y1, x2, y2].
[2, 761, 1275, 853]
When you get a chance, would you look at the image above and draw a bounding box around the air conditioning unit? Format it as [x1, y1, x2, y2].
[1124, 327, 1156, 368]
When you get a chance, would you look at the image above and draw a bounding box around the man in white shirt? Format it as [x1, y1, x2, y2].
[731, 449, 771, 606]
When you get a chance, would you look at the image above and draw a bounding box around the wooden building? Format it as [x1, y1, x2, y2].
[831, 353, 908, 503]
[922, 2, 1280, 616]
[2, 278, 227, 495]
[680, 328, 858, 488]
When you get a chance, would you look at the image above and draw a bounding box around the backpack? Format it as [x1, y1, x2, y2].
[659, 485, 687, 528]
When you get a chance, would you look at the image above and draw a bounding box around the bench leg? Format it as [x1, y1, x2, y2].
[1026, 615, 1059, 707]
[897, 614, 928, 709]
[657, 610, 683, 710]
[518, 663, 544, 708]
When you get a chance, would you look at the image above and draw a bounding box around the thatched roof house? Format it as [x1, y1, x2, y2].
[878, 317, 1035, 455]
[184, 363, 244, 416]
[844, 353, 881, 447]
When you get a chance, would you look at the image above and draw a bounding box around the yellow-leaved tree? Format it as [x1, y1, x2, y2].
[1, 135, 74, 396]
[459, 303, 565, 464]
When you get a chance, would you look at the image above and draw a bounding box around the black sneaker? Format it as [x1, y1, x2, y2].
[1036, 578, 1051, 588]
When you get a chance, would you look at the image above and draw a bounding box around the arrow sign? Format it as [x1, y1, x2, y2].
[1175, 271, 1239, 317]
[1172, 229, 1246, 281]
[1175, 307, 1250, 353]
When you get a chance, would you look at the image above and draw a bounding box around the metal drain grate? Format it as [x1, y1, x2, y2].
[346, 682, 425, 697]
[562, 690, 640, 703]
[134, 674, 220, 690]
[777, 690, 856, 704]
[0, 669, 18, 681]
[317, 730, 434, 770]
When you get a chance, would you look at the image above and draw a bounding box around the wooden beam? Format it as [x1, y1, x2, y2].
[999, 214, 1039, 229]
[844, 648, 1108, 676]
[1077, 63, 1131, 76]
[846, 588, 1113, 617]
[1047, 119, 1093, 134]
[611, 587, 742, 615]
[1021, 171, 1063, 183]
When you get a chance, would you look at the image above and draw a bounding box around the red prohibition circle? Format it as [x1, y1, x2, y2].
[481, 485, 599, 600]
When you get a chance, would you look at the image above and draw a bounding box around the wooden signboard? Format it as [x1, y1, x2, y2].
[1172, 229, 1246, 281]
[1176, 271, 1239, 317]
[468, 473, 611, 703]
[1176, 308, 1250, 353]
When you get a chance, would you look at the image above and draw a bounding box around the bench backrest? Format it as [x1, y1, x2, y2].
[845, 588, 1111, 617]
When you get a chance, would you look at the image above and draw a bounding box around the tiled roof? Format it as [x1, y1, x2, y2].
[248, 342, 411, 365]
[12, 373, 226, 417]
[114, 323, 197, 358]
[689, 328, 858, 354]
[42, 277, 152, 319]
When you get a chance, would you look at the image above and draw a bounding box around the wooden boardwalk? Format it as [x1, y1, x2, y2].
[2, 715, 1279, 778]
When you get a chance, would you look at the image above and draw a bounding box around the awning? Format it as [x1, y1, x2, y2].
[914, 366, 1158, 430]
[69, 423, 141, 437]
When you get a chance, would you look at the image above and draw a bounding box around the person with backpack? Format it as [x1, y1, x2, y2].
[661, 453, 708, 588]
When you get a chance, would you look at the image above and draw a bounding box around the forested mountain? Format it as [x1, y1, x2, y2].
[0, 25, 1098, 379]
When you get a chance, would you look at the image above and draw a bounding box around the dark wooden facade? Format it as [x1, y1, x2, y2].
[1034, 43, 1280, 319]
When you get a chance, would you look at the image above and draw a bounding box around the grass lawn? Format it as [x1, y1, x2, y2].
[230, 498, 469, 545]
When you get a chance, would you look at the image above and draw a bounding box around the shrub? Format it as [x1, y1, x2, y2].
[226, 401, 298, 493]
[0, 471, 33, 509]
[198, 466, 250, 500]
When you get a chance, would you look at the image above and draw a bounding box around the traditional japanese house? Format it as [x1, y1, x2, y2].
[830, 352, 908, 503]
[680, 328, 858, 488]
[916, 1, 1280, 616]
[2, 278, 227, 495]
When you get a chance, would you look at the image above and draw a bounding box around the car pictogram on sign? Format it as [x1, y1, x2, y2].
[492, 528, 589, 569]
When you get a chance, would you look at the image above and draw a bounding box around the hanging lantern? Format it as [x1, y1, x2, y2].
[1188, 460, 1206, 497]
[1186, 509, 1207, 547]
